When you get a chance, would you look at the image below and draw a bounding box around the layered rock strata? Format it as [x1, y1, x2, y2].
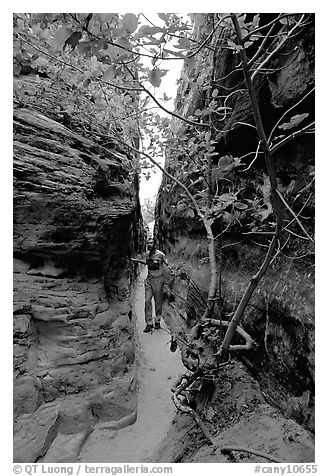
[154, 273, 314, 462]
[155, 14, 314, 432]
[13, 77, 141, 462]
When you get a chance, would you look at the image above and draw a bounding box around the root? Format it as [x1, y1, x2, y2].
[171, 370, 215, 443]
[172, 372, 284, 463]
[205, 319, 255, 353]
[172, 391, 215, 444]
[221, 446, 283, 463]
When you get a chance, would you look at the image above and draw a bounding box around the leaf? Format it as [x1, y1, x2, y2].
[252, 14, 260, 29]
[308, 165, 315, 176]
[122, 13, 139, 34]
[168, 25, 189, 33]
[218, 155, 234, 167]
[98, 13, 117, 24]
[186, 209, 195, 218]
[176, 203, 186, 212]
[76, 40, 93, 57]
[227, 38, 242, 53]
[244, 41, 254, 49]
[64, 31, 82, 51]
[174, 37, 191, 49]
[238, 27, 248, 40]
[162, 48, 184, 58]
[258, 175, 271, 203]
[185, 56, 196, 70]
[234, 202, 248, 210]
[15, 13, 28, 21]
[50, 27, 72, 51]
[220, 193, 236, 203]
[206, 406, 215, 421]
[278, 113, 309, 130]
[14, 18, 25, 32]
[83, 77, 91, 88]
[88, 16, 101, 36]
[116, 37, 132, 50]
[158, 13, 171, 23]
[134, 25, 164, 39]
[212, 89, 219, 98]
[143, 37, 162, 47]
[258, 205, 272, 222]
[161, 92, 171, 102]
[108, 38, 131, 60]
[13, 61, 21, 76]
[83, 13, 93, 28]
[102, 66, 116, 82]
[149, 68, 161, 88]
[77, 38, 107, 58]
[193, 14, 205, 29]
[31, 56, 48, 71]
[223, 211, 234, 223]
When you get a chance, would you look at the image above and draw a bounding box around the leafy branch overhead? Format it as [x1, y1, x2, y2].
[13, 11, 314, 290]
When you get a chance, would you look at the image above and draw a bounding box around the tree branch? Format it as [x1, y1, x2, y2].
[219, 229, 279, 354]
[14, 32, 143, 93]
[268, 88, 314, 143]
[270, 122, 315, 155]
[187, 14, 231, 59]
[247, 22, 276, 69]
[284, 228, 312, 241]
[250, 14, 306, 81]
[217, 14, 285, 354]
[231, 14, 283, 229]
[240, 141, 261, 171]
[277, 190, 314, 244]
[16, 30, 215, 129]
[284, 188, 314, 230]
[123, 63, 211, 127]
[242, 13, 297, 42]
[113, 135, 206, 221]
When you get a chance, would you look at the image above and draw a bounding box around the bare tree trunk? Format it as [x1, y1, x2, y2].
[202, 32, 220, 320]
[220, 232, 278, 351]
[202, 220, 218, 319]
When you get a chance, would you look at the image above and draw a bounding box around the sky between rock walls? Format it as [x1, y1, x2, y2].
[138, 13, 186, 204]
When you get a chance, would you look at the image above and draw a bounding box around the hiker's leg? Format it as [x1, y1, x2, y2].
[153, 278, 164, 324]
[144, 280, 154, 325]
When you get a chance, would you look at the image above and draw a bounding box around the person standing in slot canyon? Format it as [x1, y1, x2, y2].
[132, 237, 171, 333]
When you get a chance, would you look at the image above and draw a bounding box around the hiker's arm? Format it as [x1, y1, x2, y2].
[131, 257, 147, 265]
[132, 251, 148, 265]
[163, 255, 174, 274]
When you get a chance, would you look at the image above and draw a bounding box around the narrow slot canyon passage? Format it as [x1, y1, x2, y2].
[12, 12, 315, 466]
[78, 267, 185, 462]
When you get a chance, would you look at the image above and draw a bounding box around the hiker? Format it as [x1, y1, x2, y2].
[132, 237, 171, 333]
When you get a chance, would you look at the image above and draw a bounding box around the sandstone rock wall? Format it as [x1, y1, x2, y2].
[155, 273, 314, 462]
[157, 14, 314, 243]
[155, 14, 314, 432]
[13, 77, 141, 462]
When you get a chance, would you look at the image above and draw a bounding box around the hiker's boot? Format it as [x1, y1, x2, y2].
[143, 324, 153, 333]
[154, 322, 160, 330]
